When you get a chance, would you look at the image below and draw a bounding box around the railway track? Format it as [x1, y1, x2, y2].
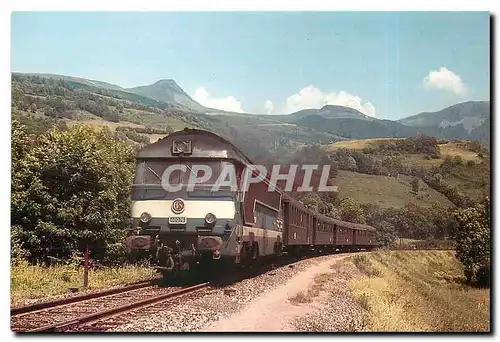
[11, 278, 158, 316]
[11, 279, 211, 332]
[11, 251, 364, 333]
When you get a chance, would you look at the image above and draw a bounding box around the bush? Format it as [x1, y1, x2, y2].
[453, 198, 490, 285]
[475, 264, 490, 287]
[411, 177, 420, 194]
[11, 122, 136, 262]
[466, 160, 475, 167]
[375, 221, 397, 248]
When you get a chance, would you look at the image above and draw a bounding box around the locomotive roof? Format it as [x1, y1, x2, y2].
[137, 128, 253, 164]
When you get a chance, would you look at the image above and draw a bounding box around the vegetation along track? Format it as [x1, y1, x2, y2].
[12, 249, 440, 332]
[11, 279, 211, 332]
[11, 252, 337, 332]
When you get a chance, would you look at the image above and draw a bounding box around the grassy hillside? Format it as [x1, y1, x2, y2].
[326, 137, 490, 203]
[335, 170, 454, 209]
[11, 73, 343, 159]
[349, 251, 490, 332]
[327, 138, 404, 151]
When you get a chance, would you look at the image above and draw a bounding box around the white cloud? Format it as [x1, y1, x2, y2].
[264, 100, 274, 114]
[283, 85, 376, 117]
[192, 87, 245, 113]
[423, 67, 467, 95]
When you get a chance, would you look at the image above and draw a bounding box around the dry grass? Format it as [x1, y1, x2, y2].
[289, 272, 335, 305]
[335, 170, 454, 209]
[348, 251, 490, 332]
[326, 138, 403, 151]
[66, 117, 146, 130]
[289, 291, 313, 304]
[439, 142, 483, 162]
[10, 260, 154, 307]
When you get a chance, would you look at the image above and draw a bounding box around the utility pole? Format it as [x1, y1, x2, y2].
[83, 246, 89, 288]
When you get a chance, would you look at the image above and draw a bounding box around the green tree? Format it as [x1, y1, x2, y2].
[454, 197, 490, 285]
[375, 221, 397, 247]
[339, 198, 365, 224]
[11, 122, 136, 262]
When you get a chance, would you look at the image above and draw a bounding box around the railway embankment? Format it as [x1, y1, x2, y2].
[348, 250, 490, 332]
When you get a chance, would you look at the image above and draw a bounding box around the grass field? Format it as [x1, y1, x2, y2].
[326, 138, 490, 203]
[63, 112, 193, 143]
[326, 138, 404, 151]
[11, 261, 155, 307]
[335, 170, 454, 208]
[327, 138, 483, 164]
[349, 251, 490, 332]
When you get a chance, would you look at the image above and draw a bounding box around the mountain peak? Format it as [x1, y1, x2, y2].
[154, 79, 177, 85]
[319, 104, 361, 114]
[152, 79, 183, 90]
[128, 79, 205, 112]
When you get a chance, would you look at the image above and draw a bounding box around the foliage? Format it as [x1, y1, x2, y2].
[116, 127, 151, 144]
[373, 135, 441, 157]
[11, 261, 154, 306]
[11, 121, 136, 262]
[453, 197, 490, 285]
[339, 198, 366, 224]
[411, 177, 420, 194]
[374, 221, 397, 247]
[11, 226, 30, 265]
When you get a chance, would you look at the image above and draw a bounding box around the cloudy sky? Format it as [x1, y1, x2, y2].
[11, 12, 490, 119]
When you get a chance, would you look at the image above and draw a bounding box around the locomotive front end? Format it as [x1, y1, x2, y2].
[126, 130, 246, 275]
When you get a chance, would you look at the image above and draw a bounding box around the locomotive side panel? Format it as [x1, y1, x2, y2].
[243, 180, 281, 226]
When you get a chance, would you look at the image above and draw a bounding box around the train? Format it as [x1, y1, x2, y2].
[126, 128, 378, 276]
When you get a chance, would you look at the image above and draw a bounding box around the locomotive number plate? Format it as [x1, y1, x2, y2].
[168, 216, 187, 225]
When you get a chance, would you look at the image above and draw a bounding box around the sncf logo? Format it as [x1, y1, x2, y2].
[171, 198, 185, 214]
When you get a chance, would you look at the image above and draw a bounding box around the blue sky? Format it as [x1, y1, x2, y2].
[11, 12, 490, 119]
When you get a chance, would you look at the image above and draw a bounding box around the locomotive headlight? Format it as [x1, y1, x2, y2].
[205, 213, 217, 224]
[140, 212, 152, 223]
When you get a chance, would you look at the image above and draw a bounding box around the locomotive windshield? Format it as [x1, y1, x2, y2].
[132, 159, 237, 200]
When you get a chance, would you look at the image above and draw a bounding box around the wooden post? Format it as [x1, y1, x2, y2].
[83, 246, 89, 288]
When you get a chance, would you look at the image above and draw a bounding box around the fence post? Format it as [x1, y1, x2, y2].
[83, 246, 89, 288]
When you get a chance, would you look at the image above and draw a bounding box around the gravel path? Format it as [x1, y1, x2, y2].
[203, 254, 357, 332]
[292, 257, 367, 332]
[111, 253, 363, 332]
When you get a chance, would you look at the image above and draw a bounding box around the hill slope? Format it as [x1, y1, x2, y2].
[335, 170, 454, 209]
[398, 101, 490, 143]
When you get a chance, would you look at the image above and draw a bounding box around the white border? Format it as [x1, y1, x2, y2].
[3, 3, 497, 340]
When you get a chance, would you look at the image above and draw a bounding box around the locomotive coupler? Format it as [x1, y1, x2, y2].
[156, 244, 175, 270]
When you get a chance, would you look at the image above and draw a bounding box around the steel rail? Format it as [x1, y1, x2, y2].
[11, 278, 158, 316]
[25, 282, 210, 332]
